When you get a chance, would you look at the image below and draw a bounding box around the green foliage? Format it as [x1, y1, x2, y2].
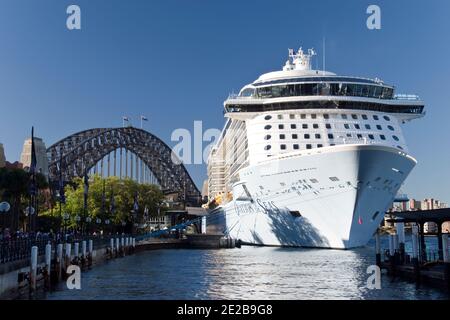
[59, 175, 164, 228]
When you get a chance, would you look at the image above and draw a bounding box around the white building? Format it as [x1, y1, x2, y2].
[20, 137, 49, 178]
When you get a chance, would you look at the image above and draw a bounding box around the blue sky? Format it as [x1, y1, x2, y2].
[0, 0, 449, 203]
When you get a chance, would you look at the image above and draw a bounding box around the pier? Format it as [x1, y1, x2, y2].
[0, 228, 238, 299]
[376, 208, 450, 291]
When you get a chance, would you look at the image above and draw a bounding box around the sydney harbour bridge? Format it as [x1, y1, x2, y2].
[46, 127, 201, 205]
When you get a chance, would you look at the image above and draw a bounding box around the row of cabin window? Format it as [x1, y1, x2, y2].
[264, 113, 391, 121]
[264, 123, 395, 131]
[264, 144, 324, 151]
[264, 133, 399, 141]
[264, 140, 403, 152]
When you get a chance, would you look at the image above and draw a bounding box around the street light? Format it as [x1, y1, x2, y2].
[0, 201, 10, 231]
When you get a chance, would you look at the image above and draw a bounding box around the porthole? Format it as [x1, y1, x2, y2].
[304, 134, 310, 139]
[278, 124, 284, 129]
[368, 134, 375, 140]
[264, 115, 272, 120]
[302, 124, 308, 129]
[311, 114, 317, 119]
[306, 144, 312, 149]
[323, 114, 330, 119]
[279, 134, 286, 139]
[328, 133, 334, 139]
[264, 135, 271, 140]
[291, 124, 297, 129]
[357, 134, 363, 139]
[373, 115, 379, 121]
[387, 125, 395, 131]
[292, 134, 298, 139]
[277, 114, 283, 120]
[351, 114, 358, 120]
[365, 124, 371, 130]
[300, 114, 306, 119]
[313, 124, 319, 129]
[376, 125, 382, 130]
[380, 135, 386, 140]
[293, 144, 299, 150]
[341, 114, 348, 119]
[384, 115, 391, 121]
[362, 114, 368, 120]
[264, 125, 272, 130]
[280, 144, 286, 150]
[354, 124, 360, 130]
[289, 114, 295, 119]
[264, 145, 271, 151]
[317, 144, 323, 148]
[315, 134, 321, 139]
[392, 135, 399, 141]
[325, 124, 332, 129]
[344, 124, 350, 129]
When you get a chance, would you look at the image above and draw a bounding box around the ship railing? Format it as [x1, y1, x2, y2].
[393, 94, 420, 101]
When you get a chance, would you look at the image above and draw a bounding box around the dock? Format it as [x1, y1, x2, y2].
[377, 208, 450, 291]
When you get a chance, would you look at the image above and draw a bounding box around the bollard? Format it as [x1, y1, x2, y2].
[30, 246, 38, 293]
[375, 232, 381, 267]
[81, 241, 87, 268]
[110, 238, 115, 258]
[411, 225, 421, 285]
[44, 244, 52, 289]
[125, 237, 129, 254]
[116, 238, 120, 257]
[88, 239, 94, 267]
[65, 243, 72, 271]
[443, 234, 449, 263]
[82, 241, 87, 259]
[132, 238, 135, 247]
[73, 242, 79, 264]
[121, 237, 125, 256]
[56, 243, 63, 282]
[201, 216, 207, 234]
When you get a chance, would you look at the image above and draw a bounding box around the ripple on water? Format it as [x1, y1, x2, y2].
[43, 241, 449, 300]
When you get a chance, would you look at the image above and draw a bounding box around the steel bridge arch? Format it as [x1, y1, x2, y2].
[46, 127, 201, 203]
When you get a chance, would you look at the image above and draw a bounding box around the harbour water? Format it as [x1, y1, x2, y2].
[38, 236, 449, 300]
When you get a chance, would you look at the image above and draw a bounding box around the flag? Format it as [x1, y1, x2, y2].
[141, 115, 148, 121]
[28, 127, 37, 196]
[122, 116, 129, 121]
[358, 215, 363, 225]
[59, 158, 65, 204]
[30, 127, 37, 175]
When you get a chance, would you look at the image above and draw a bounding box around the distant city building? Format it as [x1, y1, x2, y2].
[0, 143, 5, 168]
[20, 137, 49, 178]
[5, 161, 24, 170]
[388, 198, 449, 233]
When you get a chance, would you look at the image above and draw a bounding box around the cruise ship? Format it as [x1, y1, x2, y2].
[206, 47, 425, 249]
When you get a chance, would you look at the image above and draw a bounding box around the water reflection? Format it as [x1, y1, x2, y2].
[43, 240, 448, 300]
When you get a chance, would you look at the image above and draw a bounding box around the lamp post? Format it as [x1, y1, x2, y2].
[62, 212, 70, 238]
[85, 216, 92, 236]
[75, 215, 81, 236]
[0, 201, 11, 232]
